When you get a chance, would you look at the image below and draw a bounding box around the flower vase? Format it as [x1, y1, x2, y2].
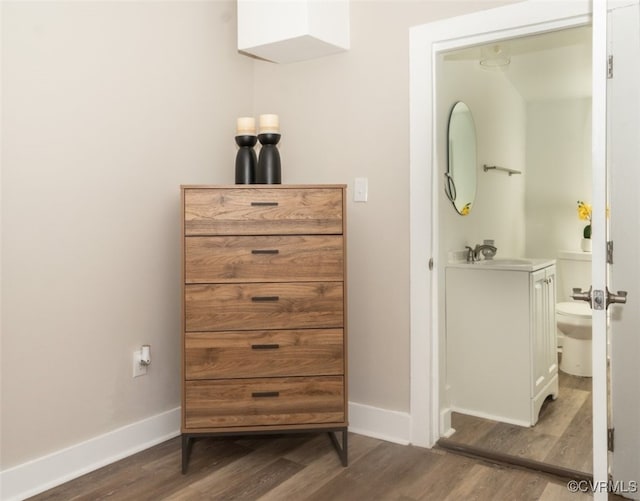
[581, 238, 592, 252]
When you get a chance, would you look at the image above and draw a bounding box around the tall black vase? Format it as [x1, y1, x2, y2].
[235, 135, 257, 184]
[256, 133, 281, 184]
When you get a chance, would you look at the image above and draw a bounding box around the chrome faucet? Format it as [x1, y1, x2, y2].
[465, 244, 498, 262]
[465, 246, 476, 263]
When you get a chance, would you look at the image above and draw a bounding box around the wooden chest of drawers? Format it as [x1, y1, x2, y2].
[181, 185, 348, 472]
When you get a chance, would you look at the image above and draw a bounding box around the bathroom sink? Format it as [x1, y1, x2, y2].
[475, 258, 534, 266]
[447, 256, 556, 272]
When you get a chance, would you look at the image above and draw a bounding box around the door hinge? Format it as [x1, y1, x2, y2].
[428, 257, 434, 271]
[608, 55, 614, 79]
[608, 427, 615, 452]
[607, 241, 614, 264]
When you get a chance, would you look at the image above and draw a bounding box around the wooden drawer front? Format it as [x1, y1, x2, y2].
[185, 329, 344, 380]
[185, 282, 343, 332]
[185, 235, 344, 284]
[184, 188, 343, 236]
[184, 376, 345, 429]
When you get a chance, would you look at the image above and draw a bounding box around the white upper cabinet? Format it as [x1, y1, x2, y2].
[237, 0, 350, 63]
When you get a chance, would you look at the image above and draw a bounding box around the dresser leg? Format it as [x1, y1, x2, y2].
[182, 434, 193, 474]
[328, 430, 348, 467]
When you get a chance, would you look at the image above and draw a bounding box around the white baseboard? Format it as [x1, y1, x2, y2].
[0, 407, 181, 501]
[1, 401, 412, 500]
[450, 405, 531, 428]
[348, 401, 411, 445]
[440, 407, 455, 438]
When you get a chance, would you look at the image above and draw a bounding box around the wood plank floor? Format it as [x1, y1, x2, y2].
[448, 367, 593, 473]
[28, 431, 602, 501]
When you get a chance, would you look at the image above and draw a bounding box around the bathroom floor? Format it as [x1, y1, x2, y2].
[449, 366, 593, 474]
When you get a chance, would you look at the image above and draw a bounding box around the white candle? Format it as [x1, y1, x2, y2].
[236, 116, 256, 136]
[259, 114, 280, 134]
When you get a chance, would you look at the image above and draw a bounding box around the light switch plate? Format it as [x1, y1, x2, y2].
[133, 350, 147, 377]
[354, 177, 368, 202]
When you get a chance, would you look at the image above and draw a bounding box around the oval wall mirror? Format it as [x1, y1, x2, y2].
[446, 101, 477, 215]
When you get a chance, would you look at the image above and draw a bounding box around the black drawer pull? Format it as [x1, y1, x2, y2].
[251, 296, 280, 302]
[252, 391, 279, 398]
[251, 344, 280, 350]
[251, 249, 279, 255]
[251, 202, 278, 207]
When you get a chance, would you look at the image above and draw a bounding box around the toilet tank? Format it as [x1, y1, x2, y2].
[556, 250, 592, 302]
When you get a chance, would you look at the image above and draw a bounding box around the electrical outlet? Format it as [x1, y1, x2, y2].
[133, 350, 148, 377]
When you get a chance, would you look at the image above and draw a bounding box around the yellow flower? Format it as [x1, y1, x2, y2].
[577, 200, 592, 239]
[577, 201, 592, 222]
[461, 203, 471, 216]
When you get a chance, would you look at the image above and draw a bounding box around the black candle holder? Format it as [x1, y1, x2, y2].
[235, 135, 257, 184]
[256, 133, 281, 184]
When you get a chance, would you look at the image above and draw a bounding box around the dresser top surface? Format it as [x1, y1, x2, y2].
[181, 184, 346, 190]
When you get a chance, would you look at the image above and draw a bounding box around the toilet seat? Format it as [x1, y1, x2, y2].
[556, 301, 591, 318]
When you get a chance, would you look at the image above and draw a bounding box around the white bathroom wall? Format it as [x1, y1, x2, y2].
[437, 60, 527, 260]
[524, 98, 592, 259]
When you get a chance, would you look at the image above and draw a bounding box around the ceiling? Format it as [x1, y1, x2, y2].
[443, 26, 592, 102]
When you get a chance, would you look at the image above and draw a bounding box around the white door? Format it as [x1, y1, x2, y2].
[579, 2, 639, 498]
[608, 1, 640, 498]
[585, 1, 639, 498]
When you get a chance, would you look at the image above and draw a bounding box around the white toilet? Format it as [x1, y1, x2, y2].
[555, 251, 592, 377]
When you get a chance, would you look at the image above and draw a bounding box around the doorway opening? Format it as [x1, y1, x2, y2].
[435, 26, 594, 476]
[407, 0, 614, 485]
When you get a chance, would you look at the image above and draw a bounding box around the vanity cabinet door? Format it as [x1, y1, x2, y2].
[531, 266, 558, 400]
[544, 267, 558, 378]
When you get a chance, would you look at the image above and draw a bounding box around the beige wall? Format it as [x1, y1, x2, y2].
[1, 0, 517, 470]
[1, 1, 253, 468]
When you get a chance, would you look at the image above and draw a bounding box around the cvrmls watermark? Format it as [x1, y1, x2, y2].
[567, 479, 639, 494]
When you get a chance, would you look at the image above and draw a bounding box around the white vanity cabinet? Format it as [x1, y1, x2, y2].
[446, 262, 558, 427]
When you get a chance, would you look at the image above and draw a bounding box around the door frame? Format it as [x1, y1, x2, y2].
[408, 0, 598, 471]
